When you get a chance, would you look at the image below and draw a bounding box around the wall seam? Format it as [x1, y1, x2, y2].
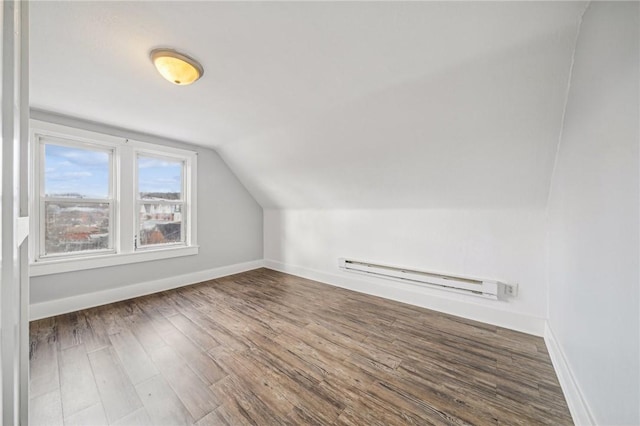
[545, 0, 590, 213]
[544, 1, 590, 322]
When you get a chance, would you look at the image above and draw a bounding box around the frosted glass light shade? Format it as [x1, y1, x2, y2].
[150, 49, 204, 85]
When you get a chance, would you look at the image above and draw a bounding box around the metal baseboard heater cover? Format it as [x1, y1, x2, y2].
[338, 258, 515, 300]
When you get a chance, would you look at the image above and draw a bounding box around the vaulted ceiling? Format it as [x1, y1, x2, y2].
[30, 1, 586, 208]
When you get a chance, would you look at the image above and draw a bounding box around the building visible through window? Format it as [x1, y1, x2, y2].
[43, 143, 113, 255]
[137, 155, 185, 247]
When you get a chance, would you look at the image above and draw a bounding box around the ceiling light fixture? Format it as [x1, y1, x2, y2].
[150, 48, 204, 86]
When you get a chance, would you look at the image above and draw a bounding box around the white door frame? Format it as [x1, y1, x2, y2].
[1, 1, 30, 424]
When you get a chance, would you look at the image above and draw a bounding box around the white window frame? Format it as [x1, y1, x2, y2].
[29, 120, 198, 277]
[36, 135, 118, 259]
[134, 151, 190, 250]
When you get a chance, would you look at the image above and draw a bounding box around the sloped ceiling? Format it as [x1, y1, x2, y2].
[30, 1, 586, 208]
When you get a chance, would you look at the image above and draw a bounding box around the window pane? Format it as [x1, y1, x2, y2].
[139, 203, 183, 246]
[138, 156, 183, 200]
[45, 201, 110, 254]
[45, 143, 110, 199]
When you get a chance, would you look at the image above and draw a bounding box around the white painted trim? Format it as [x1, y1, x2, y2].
[29, 259, 264, 320]
[544, 322, 596, 426]
[16, 216, 29, 245]
[29, 119, 199, 268]
[30, 245, 199, 277]
[264, 259, 545, 336]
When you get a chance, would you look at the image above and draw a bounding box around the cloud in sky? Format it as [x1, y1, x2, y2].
[138, 157, 182, 169]
[138, 156, 182, 195]
[53, 146, 109, 166]
[47, 171, 93, 181]
[44, 144, 184, 198]
[45, 144, 109, 198]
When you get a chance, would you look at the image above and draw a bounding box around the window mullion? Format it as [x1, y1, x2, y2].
[136, 200, 183, 205]
[43, 196, 112, 204]
[39, 199, 45, 258]
[119, 143, 135, 254]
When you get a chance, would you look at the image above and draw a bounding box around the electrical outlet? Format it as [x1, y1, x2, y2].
[504, 283, 518, 297]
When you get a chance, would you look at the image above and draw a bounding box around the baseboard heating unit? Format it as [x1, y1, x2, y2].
[338, 258, 516, 300]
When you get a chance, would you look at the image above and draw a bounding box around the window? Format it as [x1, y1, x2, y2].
[136, 154, 185, 247]
[30, 120, 198, 276]
[43, 142, 114, 255]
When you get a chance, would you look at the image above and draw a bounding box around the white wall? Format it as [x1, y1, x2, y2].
[29, 110, 263, 306]
[265, 209, 548, 335]
[546, 2, 639, 425]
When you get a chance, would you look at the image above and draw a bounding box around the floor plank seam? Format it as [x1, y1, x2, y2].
[30, 268, 573, 426]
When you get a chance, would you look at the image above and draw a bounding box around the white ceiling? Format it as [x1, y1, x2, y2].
[30, 1, 586, 208]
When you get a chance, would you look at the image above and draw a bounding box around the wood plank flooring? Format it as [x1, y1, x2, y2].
[29, 268, 572, 425]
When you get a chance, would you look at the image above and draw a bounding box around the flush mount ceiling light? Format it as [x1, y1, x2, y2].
[150, 48, 204, 86]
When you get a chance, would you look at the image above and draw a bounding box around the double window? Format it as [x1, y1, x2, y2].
[30, 121, 198, 275]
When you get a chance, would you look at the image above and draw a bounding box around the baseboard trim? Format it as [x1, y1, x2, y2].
[264, 259, 545, 336]
[29, 259, 265, 320]
[544, 322, 596, 425]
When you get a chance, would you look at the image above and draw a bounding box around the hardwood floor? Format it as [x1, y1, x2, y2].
[29, 268, 572, 425]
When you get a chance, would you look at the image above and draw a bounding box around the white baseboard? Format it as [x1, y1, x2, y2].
[31, 257, 592, 424]
[29, 259, 265, 320]
[264, 259, 545, 336]
[544, 322, 596, 426]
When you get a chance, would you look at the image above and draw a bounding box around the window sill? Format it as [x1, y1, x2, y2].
[29, 245, 199, 277]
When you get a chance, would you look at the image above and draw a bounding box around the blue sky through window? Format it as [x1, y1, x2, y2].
[45, 144, 110, 198]
[138, 156, 183, 197]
